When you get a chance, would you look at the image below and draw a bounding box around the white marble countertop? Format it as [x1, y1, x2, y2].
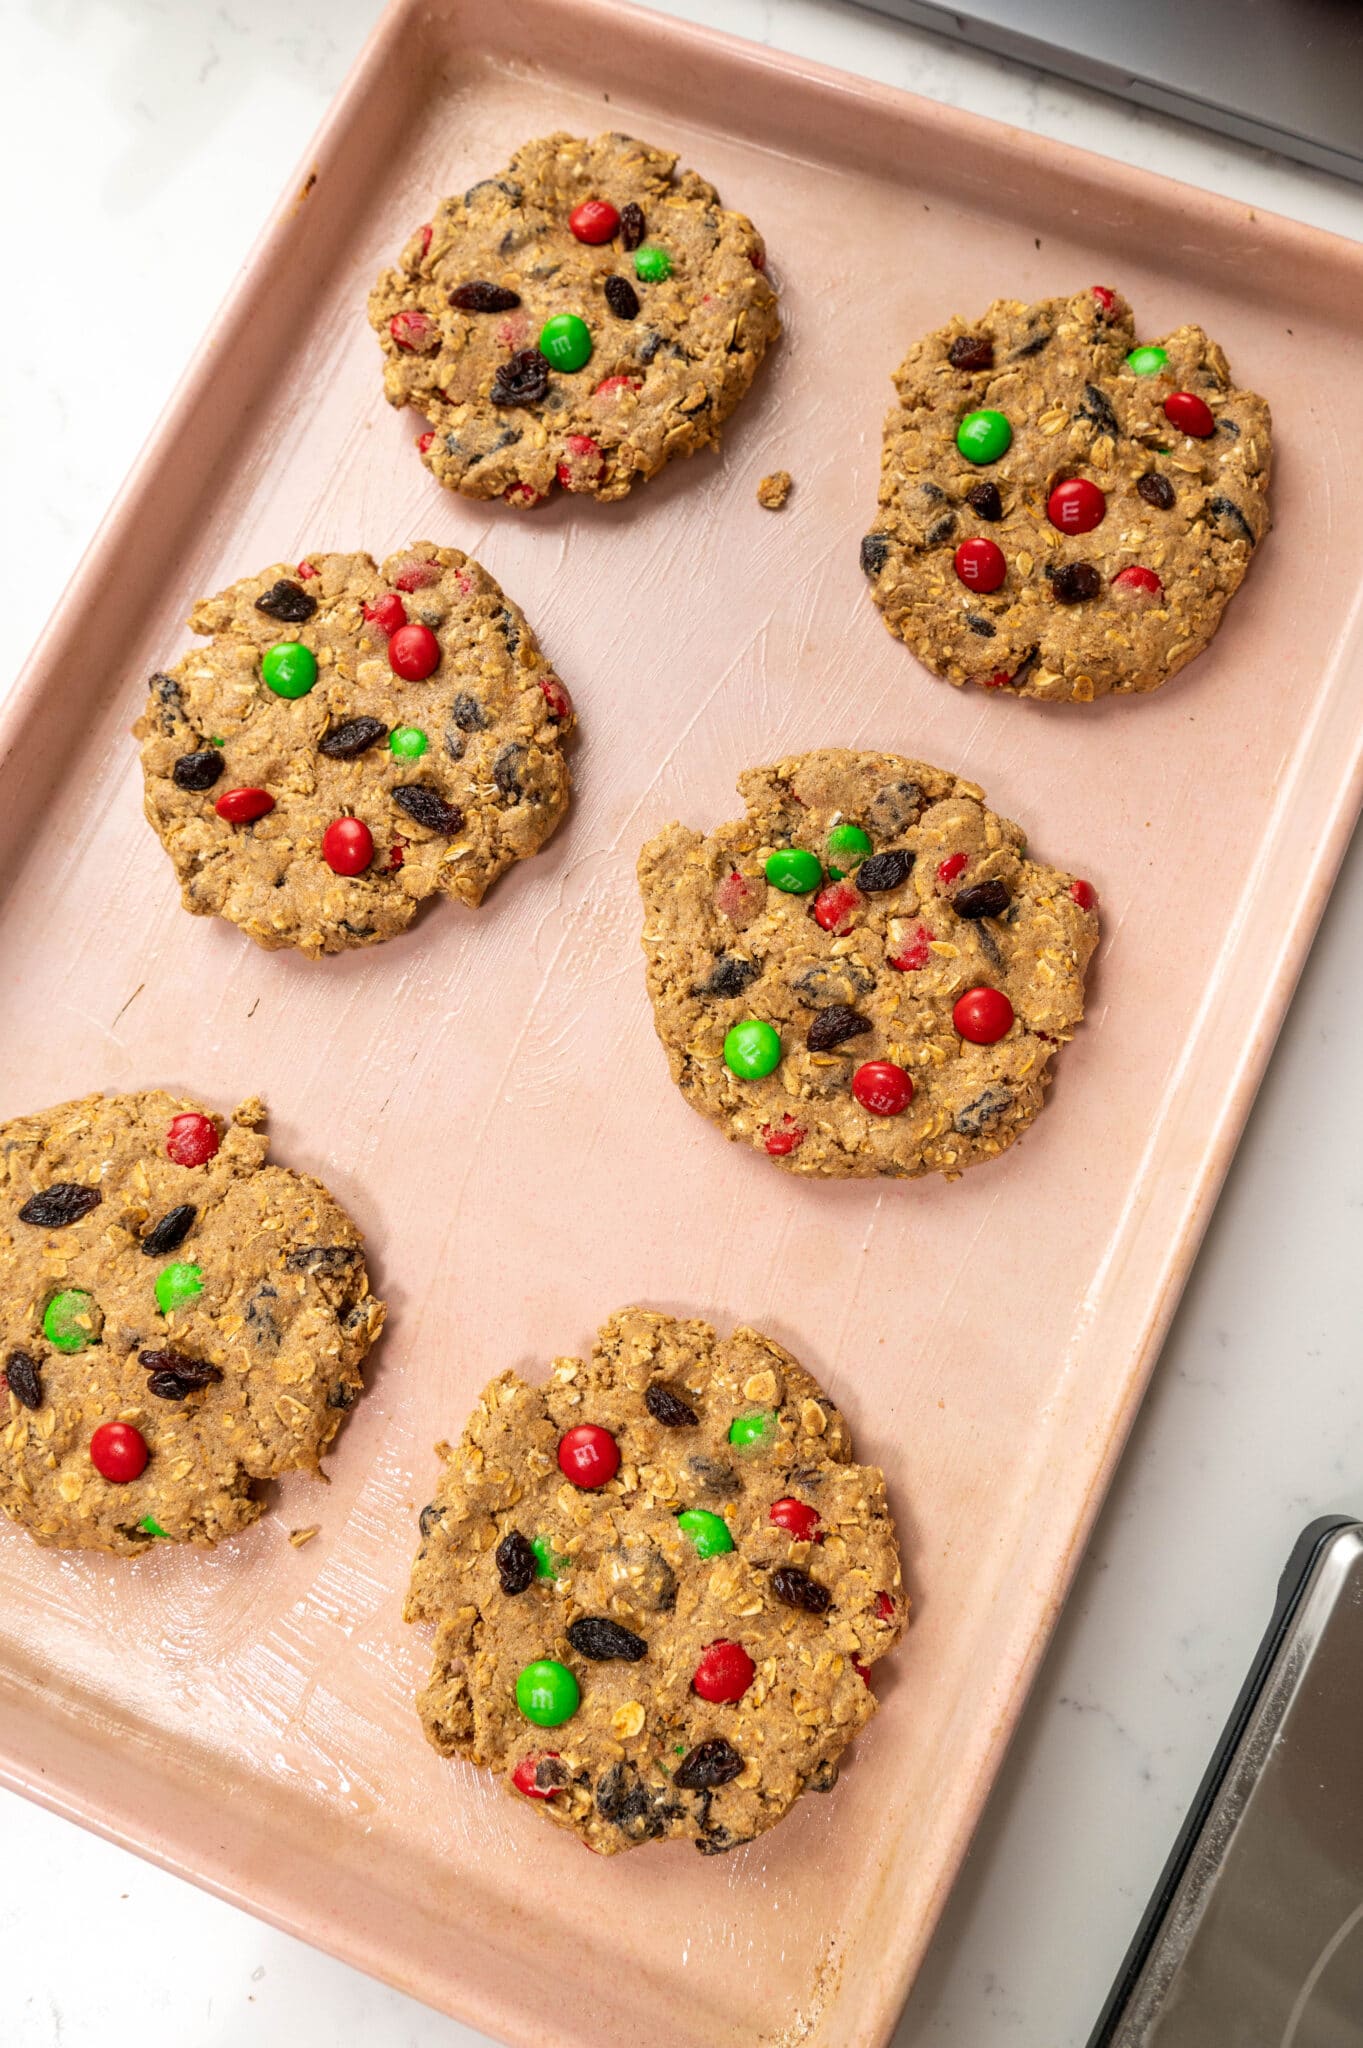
[3, 4, 1362, 2044]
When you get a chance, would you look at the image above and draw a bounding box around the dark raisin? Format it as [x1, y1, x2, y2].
[490, 348, 550, 407]
[604, 274, 639, 320]
[285, 1245, 360, 1276]
[150, 672, 185, 733]
[867, 781, 923, 837]
[1217, 415, 1240, 437]
[686, 1454, 740, 1501]
[954, 1084, 1013, 1137]
[856, 849, 914, 893]
[920, 482, 947, 503]
[1050, 561, 1102, 604]
[953, 878, 1010, 919]
[418, 1501, 445, 1539]
[140, 1204, 195, 1257]
[567, 1616, 648, 1662]
[254, 579, 318, 624]
[449, 280, 521, 312]
[859, 533, 890, 577]
[172, 749, 224, 791]
[771, 1565, 832, 1614]
[1208, 493, 1256, 546]
[495, 1529, 536, 1596]
[496, 607, 520, 656]
[5, 1351, 43, 1410]
[948, 334, 993, 371]
[964, 612, 996, 638]
[451, 692, 488, 732]
[1077, 383, 1120, 438]
[924, 512, 956, 547]
[534, 1756, 572, 1794]
[1011, 328, 1052, 358]
[595, 1762, 675, 1839]
[138, 1348, 224, 1400]
[808, 1758, 840, 1793]
[243, 1283, 280, 1352]
[619, 201, 645, 250]
[645, 1382, 699, 1428]
[966, 481, 1003, 521]
[695, 1829, 751, 1855]
[675, 1738, 743, 1792]
[611, 1538, 678, 1613]
[18, 1183, 102, 1229]
[328, 1380, 359, 1409]
[807, 1005, 871, 1052]
[393, 785, 464, 833]
[318, 716, 388, 759]
[696, 955, 759, 1000]
[465, 176, 522, 206]
[788, 959, 876, 1006]
[1137, 472, 1176, 511]
[493, 745, 523, 799]
[636, 329, 666, 365]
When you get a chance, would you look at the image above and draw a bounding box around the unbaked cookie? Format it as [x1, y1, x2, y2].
[406, 1307, 905, 1856]
[368, 132, 779, 507]
[135, 546, 573, 957]
[638, 749, 1098, 1178]
[1, 1091, 383, 1553]
[861, 286, 1270, 702]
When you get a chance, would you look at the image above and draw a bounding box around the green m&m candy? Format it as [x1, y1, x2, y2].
[956, 409, 1012, 464]
[634, 246, 672, 283]
[729, 1410, 776, 1452]
[155, 1262, 203, 1314]
[389, 725, 428, 760]
[42, 1289, 101, 1354]
[516, 1658, 580, 1727]
[677, 1508, 734, 1559]
[139, 1516, 171, 1539]
[1125, 345, 1168, 377]
[826, 822, 872, 878]
[724, 1019, 781, 1080]
[538, 313, 592, 372]
[531, 1535, 565, 1580]
[262, 641, 318, 699]
[765, 848, 822, 894]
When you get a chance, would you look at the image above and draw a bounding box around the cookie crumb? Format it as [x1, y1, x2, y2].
[757, 470, 792, 510]
[288, 1525, 320, 1547]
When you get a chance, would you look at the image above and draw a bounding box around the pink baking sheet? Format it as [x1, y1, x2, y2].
[3, 2, 1362, 2043]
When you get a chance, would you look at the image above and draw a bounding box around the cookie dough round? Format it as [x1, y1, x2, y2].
[1, 1091, 384, 1553]
[406, 1307, 905, 1856]
[638, 749, 1098, 1179]
[135, 546, 573, 957]
[861, 287, 1271, 702]
[368, 132, 779, 506]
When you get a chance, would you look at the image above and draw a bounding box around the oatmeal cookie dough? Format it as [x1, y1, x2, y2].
[1, 1091, 384, 1553]
[406, 1307, 905, 1856]
[861, 286, 1271, 701]
[368, 132, 779, 506]
[638, 749, 1098, 1179]
[135, 546, 574, 957]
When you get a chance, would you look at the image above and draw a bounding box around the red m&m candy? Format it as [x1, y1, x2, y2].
[937, 852, 968, 887]
[363, 593, 407, 636]
[539, 676, 573, 722]
[1070, 878, 1097, 911]
[1091, 285, 1116, 314]
[388, 623, 440, 680]
[1163, 390, 1215, 438]
[814, 880, 860, 934]
[512, 1753, 561, 1799]
[322, 817, 374, 876]
[953, 986, 1014, 1045]
[416, 431, 435, 454]
[593, 375, 641, 399]
[769, 1498, 821, 1542]
[90, 1421, 149, 1483]
[215, 787, 274, 824]
[852, 1061, 914, 1117]
[763, 1116, 806, 1158]
[953, 538, 1006, 593]
[389, 310, 438, 353]
[568, 199, 620, 244]
[1112, 565, 1163, 600]
[1047, 477, 1106, 534]
[692, 1639, 755, 1705]
[166, 1113, 219, 1168]
[875, 1590, 896, 1621]
[557, 1424, 620, 1490]
[556, 434, 604, 491]
[393, 558, 441, 592]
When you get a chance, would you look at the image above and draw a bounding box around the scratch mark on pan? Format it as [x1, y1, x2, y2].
[111, 981, 145, 1029]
